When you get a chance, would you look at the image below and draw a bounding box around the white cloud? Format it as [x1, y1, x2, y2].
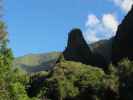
[84, 13, 119, 43]
[85, 29, 99, 42]
[102, 14, 118, 33]
[111, 0, 133, 12]
[84, 0, 132, 43]
[86, 14, 100, 27]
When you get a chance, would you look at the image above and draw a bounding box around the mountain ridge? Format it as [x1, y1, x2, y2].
[14, 52, 60, 73]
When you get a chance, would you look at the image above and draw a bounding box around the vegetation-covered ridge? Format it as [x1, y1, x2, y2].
[14, 52, 60, 73]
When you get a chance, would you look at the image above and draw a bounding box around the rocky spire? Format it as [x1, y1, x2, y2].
[63, 28, 107, 69]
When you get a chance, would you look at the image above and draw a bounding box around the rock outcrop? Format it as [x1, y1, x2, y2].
[63, 29, 107, 69]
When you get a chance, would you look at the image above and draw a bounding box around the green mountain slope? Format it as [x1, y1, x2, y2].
[14, 52, 60, 73]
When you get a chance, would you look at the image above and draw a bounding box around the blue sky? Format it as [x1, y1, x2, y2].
[4, 0, 132, 57]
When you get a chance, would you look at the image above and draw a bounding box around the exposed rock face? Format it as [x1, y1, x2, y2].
[112, 6, 133, 63]
[63, 29, 107, 69]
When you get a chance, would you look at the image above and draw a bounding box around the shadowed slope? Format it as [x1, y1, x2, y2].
[112, 6, 133, 63]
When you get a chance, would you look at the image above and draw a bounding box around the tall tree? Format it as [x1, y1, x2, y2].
[0, 1, 38, 100]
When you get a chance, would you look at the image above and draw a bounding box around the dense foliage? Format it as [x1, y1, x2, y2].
[27, 58, 133, 100]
